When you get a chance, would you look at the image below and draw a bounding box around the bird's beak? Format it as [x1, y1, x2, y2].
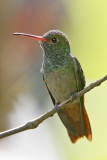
[13, 32, 47, 42]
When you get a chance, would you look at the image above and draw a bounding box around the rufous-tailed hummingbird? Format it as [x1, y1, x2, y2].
[13, 30, 92, 143]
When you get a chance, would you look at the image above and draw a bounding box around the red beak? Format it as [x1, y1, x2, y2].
[13, 32, 47, 42]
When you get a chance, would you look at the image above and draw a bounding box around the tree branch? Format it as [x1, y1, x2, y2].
[0, 75, 107, 139]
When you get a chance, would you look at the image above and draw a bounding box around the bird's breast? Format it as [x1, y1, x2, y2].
[44, 68, 78, 103]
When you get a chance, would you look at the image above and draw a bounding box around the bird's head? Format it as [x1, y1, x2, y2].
[13, 30, 71, 55]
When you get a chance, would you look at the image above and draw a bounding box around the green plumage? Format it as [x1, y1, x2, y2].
[41, 30, 85, 103]
[41, 30, 92, 142]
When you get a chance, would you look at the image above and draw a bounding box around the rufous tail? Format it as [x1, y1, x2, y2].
[67, 105, 92, 143]
[58, 102, 92, 143]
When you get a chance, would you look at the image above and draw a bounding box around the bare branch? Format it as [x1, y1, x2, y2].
[0, 75, 107, 139]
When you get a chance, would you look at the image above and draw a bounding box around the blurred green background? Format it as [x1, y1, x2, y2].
[0, 0, 107, 160]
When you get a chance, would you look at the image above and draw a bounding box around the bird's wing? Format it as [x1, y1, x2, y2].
[72, 56, 85, 91]
[71, 56, 92, 141]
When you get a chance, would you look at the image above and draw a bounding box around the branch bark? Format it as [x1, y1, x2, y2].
[0, 75, 107, 139]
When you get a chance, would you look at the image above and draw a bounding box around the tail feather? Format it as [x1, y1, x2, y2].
[83, 106, 92, 141]
[68, 132, 81, 143]
[67, 106, 92, 143]
[58, 103, 92, 143]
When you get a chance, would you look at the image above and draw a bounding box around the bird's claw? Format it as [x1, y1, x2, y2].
[72, 92, 77, 99]
[54, 102, 60, 112]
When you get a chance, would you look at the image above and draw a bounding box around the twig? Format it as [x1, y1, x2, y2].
[0, 75, 107, 139]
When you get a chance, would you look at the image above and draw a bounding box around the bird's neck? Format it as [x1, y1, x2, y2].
[43, 49, 71, 73]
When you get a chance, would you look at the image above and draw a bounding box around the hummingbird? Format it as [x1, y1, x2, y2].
[13, 30, 92, 143]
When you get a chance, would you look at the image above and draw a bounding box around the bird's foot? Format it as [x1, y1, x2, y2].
[54, 102, 60, 112]
[70, 92, 77, 102]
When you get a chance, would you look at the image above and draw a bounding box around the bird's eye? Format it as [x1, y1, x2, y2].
[52, 38, 57, 43]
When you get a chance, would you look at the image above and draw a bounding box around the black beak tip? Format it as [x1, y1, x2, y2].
[13, 32, 20, 36]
